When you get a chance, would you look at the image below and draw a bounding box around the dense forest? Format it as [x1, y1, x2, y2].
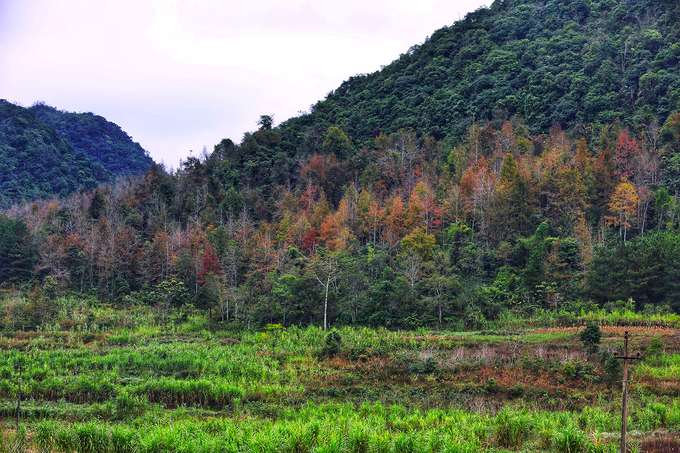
[0, 100, 153, 208]
[30, 103, 154, 178]
[2, 0, 680, 331]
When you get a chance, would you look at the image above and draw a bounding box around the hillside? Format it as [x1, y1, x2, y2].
[30, 102, 153, 178]
[2, 0, 680, 329]
[0, 100, 109, 207]
[0, 101, 153, 207]
[275, 0, 679, 152]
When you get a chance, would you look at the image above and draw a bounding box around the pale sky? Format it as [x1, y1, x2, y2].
[0, 0, 489, 169]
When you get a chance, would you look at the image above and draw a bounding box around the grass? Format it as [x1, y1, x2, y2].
[1, 305, 680, 452]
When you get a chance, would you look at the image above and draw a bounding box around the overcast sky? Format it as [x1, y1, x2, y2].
[0, 0, 489, 169]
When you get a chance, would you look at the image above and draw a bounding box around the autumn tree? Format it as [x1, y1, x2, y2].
[606, 178, 640, 242]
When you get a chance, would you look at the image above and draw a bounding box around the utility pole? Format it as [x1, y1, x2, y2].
[615, 330, 640, 453]
[16, 354, 22, 430]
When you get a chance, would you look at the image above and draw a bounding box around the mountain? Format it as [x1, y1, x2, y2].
[274, 0, 679, 152]
[30, 102, 153, 178]
[0, 100, 153, 207]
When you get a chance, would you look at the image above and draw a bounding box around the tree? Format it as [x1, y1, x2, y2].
[400, 228, 437, 262]
[310, 249, 343, 331]
[272, 274, 297, 326]
[0, 216, 34, 284]
[606, 178, 639, 242]
[257, 115, 274, 130]
[322, 127, 352, 160]
[579, 324, 602, 355]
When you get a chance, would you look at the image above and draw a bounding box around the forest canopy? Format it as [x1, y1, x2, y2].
[2, 0, 680, 330]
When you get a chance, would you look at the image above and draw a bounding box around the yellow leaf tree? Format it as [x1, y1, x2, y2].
[606, 178, 639, 242]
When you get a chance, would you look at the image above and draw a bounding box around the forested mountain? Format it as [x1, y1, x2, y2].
[278, 0, 680, 150]
[2, 0, 680, 331]
[0, 101, 153, 207]
[0, 101, 109, 207]
[30, 102, 153, 178]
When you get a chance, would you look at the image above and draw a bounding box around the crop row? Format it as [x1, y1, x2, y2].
[5, 401, 680, 453]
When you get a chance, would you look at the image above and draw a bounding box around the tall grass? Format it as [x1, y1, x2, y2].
[15, 403, 629, 453]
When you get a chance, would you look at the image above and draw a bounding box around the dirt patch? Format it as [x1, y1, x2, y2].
[641, 435, 680, 453]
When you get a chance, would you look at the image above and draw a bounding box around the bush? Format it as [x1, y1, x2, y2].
[409, 357, 439, 376]
[579, 325, 602, 354]
[495, 407, 532, 449]
[553, 423, 587, 453]
[509, 383, 525, 397]
[322, 331, 342, 357]
[604, 355, 622, 383]
[646, 337, 664, 365]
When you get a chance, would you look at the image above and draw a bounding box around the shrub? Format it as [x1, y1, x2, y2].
[509, 383, 525, 397]
[579, 325, 602, 354]
[322, 331, 342, 357]
[604, 356, 622, 383]
[553, 423, 587, 453]
[495, 407, 531, 448]
[646, 337, 664, 365]
[409, 358, 439, 376]
[563, 362, 577, 380]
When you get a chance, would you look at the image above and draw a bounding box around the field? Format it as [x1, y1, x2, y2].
[2, 305, 680, 452]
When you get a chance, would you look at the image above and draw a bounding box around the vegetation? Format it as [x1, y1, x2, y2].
[0, 100, 152, 207]
[2, 0, 680, 447]
[30, 102, 153, 178]
[275, 0, 680, 156]
[0, 101, 109, 207]
[1, 308, 679, 452]
[0, 0, 678, 331]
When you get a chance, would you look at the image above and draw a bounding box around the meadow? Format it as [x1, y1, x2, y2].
[1, 301, 680, 453]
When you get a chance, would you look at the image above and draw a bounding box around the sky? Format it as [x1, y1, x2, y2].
[0, 0, 489, 169]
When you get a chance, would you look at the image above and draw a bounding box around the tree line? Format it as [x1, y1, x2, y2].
[2, 113, 680, 330]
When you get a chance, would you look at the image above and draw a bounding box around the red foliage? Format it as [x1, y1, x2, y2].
[301, 228, 318, 254]
[198, 246, 222, 285]
[615, 129, 639, 178]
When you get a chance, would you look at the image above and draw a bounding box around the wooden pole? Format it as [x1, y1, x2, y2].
[16, 355, 22, 430]
[621, 331, 628, 453]
[616, 330, 641, 453]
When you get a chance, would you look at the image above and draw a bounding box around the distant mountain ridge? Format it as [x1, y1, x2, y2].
[274, 0, 680, 152]
[0, 100, 153, 207]
[30, 102, 153, 178]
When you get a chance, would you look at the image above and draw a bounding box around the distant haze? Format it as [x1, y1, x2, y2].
[0, 0, 488, 169]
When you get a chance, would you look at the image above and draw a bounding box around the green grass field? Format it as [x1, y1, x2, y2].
[2, 309, 680, 452]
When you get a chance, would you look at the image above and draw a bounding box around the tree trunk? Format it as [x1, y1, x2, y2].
[324, 276, 330, 331]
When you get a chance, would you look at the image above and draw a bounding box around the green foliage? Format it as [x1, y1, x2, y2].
[587, 231, 680, 310]
[604, 354, 623, 382]
[553, 423, 587, 453]
[0, 101, 107, 205]
[322, 127, 352, 160]
[579, 324, 603, 354]
[276, 0, 680, 154]
[0, 214, 34, 283]
[30, 102, 153, 178]
[322, 331, 342, 357]
[0, 100, 151, 206]
[408, 357, 438, 376]
[495, 407, 532, 449]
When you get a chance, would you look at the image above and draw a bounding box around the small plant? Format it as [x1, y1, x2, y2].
[563, 362, 577, 379]
[604, 355, 622, 383]
[322, 331, 342, 357]
[509, 383, 525, 397]
[553, 423, 587, 453]
[485, 377, 498, 394]
[645, 337, 664, 365]
[408, 357, 438, 376]
[579, 324, 602, 355]
[495, 407, 531, 449]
